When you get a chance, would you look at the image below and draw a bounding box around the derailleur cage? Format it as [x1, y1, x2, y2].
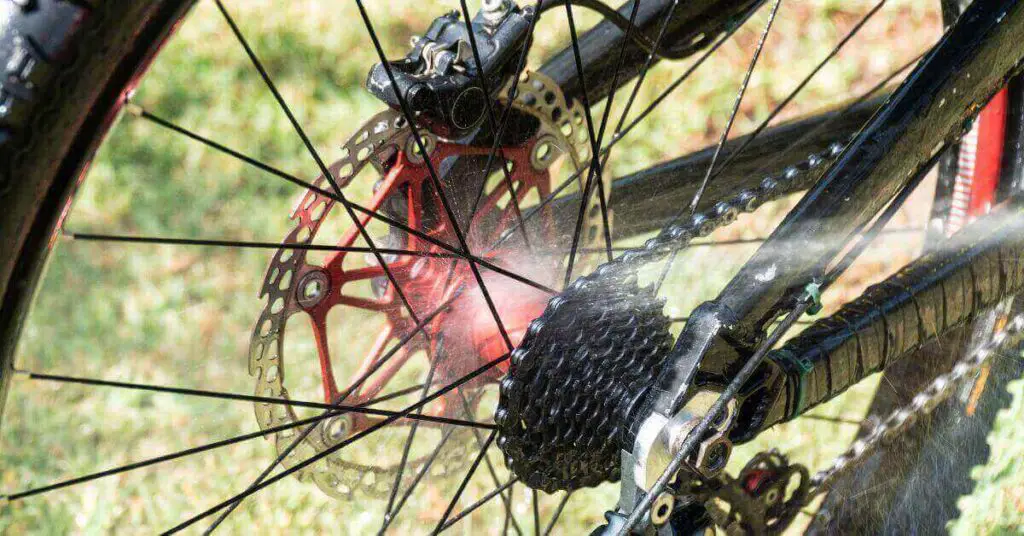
[695, 450, 810, 535]
[600, 450, 809, 535]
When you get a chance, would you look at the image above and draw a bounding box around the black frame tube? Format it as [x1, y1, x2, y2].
[646, 0, 1024, 418]
[537, 0, 763, 104]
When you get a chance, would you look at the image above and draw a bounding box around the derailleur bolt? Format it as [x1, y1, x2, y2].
[650, 491, 675, 526]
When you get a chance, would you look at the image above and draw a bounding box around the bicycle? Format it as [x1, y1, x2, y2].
[0, 0, 1022, 533]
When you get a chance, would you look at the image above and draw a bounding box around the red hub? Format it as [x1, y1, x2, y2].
[293, 136, 557, 433]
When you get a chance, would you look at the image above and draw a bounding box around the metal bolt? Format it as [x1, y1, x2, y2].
[323, 415, 352, 443]
[694, 437, 732, 478]
[482, 0, 512, 25]
[297, 270, 330, 309]
[650, 491, 675, 526]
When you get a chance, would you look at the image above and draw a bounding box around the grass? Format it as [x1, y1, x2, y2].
[0, 0, 1020, 534]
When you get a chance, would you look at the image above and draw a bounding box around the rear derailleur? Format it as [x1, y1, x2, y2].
[598, 450, 810, 535]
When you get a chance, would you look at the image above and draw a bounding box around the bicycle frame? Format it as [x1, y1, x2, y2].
[593, 0, 1024, 530]
[687, 0, 1024, 430]
[538, 0, 762, 105]
[2, 0, 1023, 532]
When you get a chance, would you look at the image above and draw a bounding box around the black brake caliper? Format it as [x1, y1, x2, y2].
[366, 1, 533, 138]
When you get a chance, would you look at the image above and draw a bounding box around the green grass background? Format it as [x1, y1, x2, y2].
[0, 0, 1021, 533]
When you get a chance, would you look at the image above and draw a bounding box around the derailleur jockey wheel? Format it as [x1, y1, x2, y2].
[247, 73, 605, 499]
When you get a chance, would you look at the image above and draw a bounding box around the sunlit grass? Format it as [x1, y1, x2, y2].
[0, 0, 1019, 534]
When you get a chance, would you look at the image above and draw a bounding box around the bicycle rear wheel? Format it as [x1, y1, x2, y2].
[0, 1, 1019, 534]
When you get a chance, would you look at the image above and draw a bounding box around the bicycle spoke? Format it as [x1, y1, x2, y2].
[613, 10, 759, 147]
[820, 145, 948, 289]
[532, 488, 541, 534]
[655, 0, 781, 292]
[128, 104, 332, 195]
[803, 414, 863, 426]
[468, 0, 543, 223]
[453, 388, 525, 536]
[686, 0, 781, 216]
[503, 483, 516, 535]
[433, 429, 498, 533]
[708, 0, 890, 181]
[362, 382, 432, 406]
[587, 0, 645, 264]
[356, 0, 515, 351]
[436, 478, 518, 533]
[541, 491, 573, 536]
[165, 352, 512, 534]
[381, 342, 444, 529]
[457, 0, 532, 249]
[562, 0, 609, 286]
[0, 412, 332, 503]
[379, 428, 459, 533]
[65, 230, 457, 259]
[16, 370, 492, 429]
[380, 391, 521, 536]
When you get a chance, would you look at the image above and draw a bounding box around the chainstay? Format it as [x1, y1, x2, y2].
[562, 139, 848, 287]
[808, 311, 1024, 496]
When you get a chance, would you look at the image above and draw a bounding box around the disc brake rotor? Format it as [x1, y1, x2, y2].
[248, 72, 605, 499]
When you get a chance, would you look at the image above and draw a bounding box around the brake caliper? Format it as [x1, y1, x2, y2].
[366, 0, 534, 137]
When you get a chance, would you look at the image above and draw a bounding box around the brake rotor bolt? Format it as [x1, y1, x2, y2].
[323, 415, 352, 443]
[297, 270, 331, 309]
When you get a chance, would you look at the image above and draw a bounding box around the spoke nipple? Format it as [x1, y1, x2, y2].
[124, 102, 143, 117]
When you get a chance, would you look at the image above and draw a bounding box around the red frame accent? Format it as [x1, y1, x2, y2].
[968, 88, 1008, 216]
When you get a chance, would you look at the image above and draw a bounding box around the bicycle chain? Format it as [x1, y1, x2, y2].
[807, 312, 1024, 496]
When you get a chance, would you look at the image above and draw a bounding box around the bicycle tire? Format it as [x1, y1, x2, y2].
[0, 0, 193, 420]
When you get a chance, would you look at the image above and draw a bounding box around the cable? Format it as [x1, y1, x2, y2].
[536, 0, 721, 60]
